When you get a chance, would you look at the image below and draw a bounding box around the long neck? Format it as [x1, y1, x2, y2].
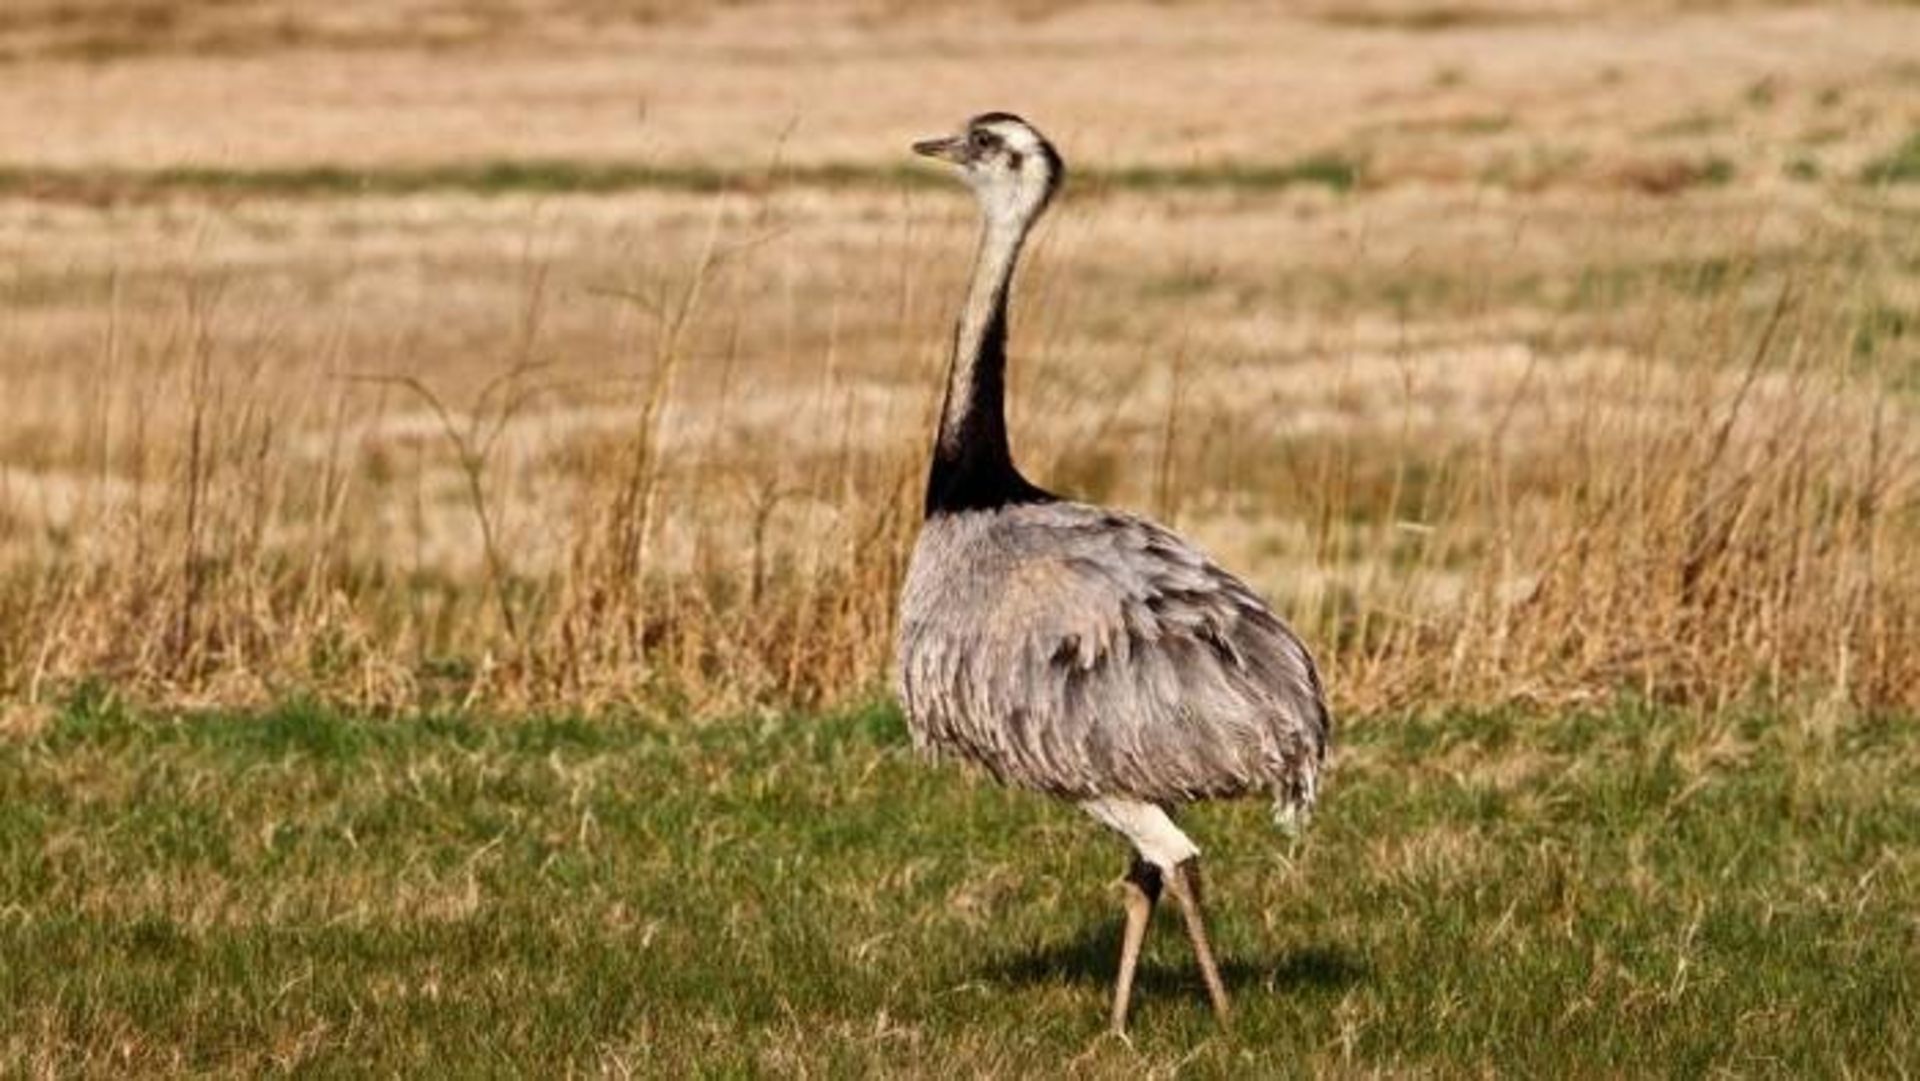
[925, 212, 1050, 516]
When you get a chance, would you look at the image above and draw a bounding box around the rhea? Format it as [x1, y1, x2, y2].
[895, 113, 1331, 1034]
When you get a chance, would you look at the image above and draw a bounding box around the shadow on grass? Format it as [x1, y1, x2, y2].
[981, 923, 1366, 998]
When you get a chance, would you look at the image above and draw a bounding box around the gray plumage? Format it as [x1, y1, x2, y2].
[894, 112, 1330, 1033]
[897, 499, 1327, 821]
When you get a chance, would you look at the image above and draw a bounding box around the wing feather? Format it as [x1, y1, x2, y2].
[897, 502, 1329, 807]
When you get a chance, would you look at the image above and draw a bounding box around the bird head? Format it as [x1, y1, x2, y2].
[913, 112, 1063, 228]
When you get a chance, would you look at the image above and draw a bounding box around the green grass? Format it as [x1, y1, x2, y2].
[1099, 156, 1362, 194]
[1862, 129, 1920, 184]
[0, 161, 790, 200]
[2, 696, 1915, 1075]
[0, 155, 1363, 203]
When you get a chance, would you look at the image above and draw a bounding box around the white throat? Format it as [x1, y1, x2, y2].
[937, 206, 1029, 454]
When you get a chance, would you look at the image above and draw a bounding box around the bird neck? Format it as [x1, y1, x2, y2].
[926, 211, 1050, 517]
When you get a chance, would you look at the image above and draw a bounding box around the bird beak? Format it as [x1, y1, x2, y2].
[912, 134, 967, 164]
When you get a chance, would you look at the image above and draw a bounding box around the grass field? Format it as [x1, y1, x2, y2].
[3, 3, 1919, 1072]
[3, 696, 1915, 1075]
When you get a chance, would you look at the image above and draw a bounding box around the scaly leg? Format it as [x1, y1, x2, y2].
[1110, 855, 1161, 1035]
[1166, 856, 1232, 1024]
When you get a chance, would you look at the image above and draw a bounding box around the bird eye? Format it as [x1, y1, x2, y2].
[969, 130, 993, 152]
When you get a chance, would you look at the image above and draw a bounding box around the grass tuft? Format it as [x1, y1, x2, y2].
[1861, 129, 1920, 184]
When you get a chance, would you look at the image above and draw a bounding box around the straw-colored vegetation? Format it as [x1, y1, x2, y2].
[3, 0, 1919, 723]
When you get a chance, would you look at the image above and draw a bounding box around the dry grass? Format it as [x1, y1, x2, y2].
[2, 0, 1919, 718]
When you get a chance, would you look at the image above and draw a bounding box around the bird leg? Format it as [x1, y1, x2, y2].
[1110, 855, 1162, 1035]
[1165, 856, 1232, 1024]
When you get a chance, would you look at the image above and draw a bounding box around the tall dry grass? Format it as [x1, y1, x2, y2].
[1, 181, 1915, 719]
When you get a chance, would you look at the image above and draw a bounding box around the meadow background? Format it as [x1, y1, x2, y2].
[1, 0, 1917, 1074]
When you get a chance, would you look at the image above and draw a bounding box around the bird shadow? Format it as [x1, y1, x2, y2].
[979, 922, 1366, 998]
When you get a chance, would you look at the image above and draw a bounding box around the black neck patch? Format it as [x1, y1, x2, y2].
[924, 296, 1055, 517]
[924, 454, 1053, 517]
